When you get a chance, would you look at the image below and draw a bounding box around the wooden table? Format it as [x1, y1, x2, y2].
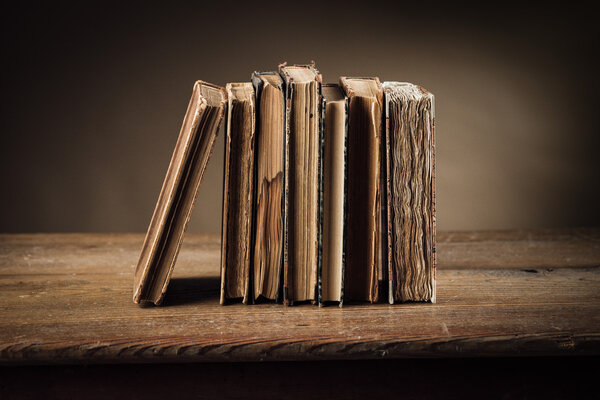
[1, 229, 599, 397]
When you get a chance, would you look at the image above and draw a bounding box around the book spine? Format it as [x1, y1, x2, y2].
[245, 89, 256, 304]
[220, 88, 233, 305]
[249, 73, 264, 304]
[339, 95, 349, 308]
[282, 76, 292, 306]
[383, 90, 393, 304]
[317, 92, 325, 306]
[430, 93, 437, 304]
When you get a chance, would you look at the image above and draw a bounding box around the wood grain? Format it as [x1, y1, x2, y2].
[0, 229, 599, 365]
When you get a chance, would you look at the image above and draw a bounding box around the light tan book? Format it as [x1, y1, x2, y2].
[320, 84, 347, 305]
[133, 81, 227, 305]
[383, 81, 436, 303]
[279, 63, 323, 305]
[340, 76, 383, 303]
[250, 72, 285, 302]
[220, 82, 255, 304]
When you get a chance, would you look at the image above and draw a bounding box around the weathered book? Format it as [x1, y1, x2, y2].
[383, 82, 436, 303]
[319, 84, 347, 306]
[250, 72, 285, 302]
[220, 83, 255, 304]
[279, 63, 323, 305]
[133, 81, 227, 305]
[340, 77, 383, 303]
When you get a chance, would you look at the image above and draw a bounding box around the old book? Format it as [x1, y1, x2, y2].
[220, 82, 255, 304]
[383, 82, 436, 303]
[340, 77, 383, 303]
[319, 84, 347, 306]
[279, 63, 323, 305]
[133, 81, 227, 305]
[251, 72, 285, 302]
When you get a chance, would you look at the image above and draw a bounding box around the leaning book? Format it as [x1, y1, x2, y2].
[133, 81, 227, 305]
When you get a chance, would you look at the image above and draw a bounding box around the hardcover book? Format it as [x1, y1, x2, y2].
[279, 63, 323, 305]
[339, 77, 384, 303]
[383, 82, 436, 303]
[319, 84, 347, 306]
[250, 72, 286, 302]
[133, 81, 227, 305]
[220, 82, 255, 304]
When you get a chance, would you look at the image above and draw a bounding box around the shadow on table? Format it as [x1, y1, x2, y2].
[163, 277, 220, 306]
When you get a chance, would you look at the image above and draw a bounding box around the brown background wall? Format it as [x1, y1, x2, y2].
[2, 1, 598, 233]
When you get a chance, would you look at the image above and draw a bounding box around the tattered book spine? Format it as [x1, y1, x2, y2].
[316, 93, 325, 306]
[340, 97, 349, 307]
[250, 72, 286, 303]
[339, 77, 383, 303]
[280, 73, 292, 306]
[220, 83, 256, 305]
[383, 89, 394, 304]
[383, 82, 436, 303]
[279, 63, 323, 305]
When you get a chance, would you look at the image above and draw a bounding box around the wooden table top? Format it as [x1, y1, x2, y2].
[1, 229, 599, 365]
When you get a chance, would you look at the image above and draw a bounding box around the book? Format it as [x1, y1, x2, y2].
[383, 82, 436, 303]
[319, 84, 348, 306]
[250, 72, 286, 302]
[339, 77, 384, 303]
[220, 82, 255, 304]
[133, 81, 227, 305]
[279, 63, 323, 305]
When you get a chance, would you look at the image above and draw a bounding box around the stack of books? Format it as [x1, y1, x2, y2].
[133, 62, 436, 307]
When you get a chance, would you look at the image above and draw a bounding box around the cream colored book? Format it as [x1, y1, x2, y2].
[319, 84, 347, 306]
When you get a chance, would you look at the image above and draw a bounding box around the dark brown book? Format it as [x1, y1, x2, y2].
[319, 84, 348, 306]
[220, 82, 255, 304]
[251, 72, 285, 302]
[279, 63, 323, 305]
[339, 77, 384, 303]
[133, 81, 227, 305]
[383, 82, 436, 303]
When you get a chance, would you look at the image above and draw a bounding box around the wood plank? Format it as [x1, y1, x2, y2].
[0, 229, 599, 364]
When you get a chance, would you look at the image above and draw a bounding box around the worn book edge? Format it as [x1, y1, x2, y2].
[250, 71, 286, 303]
[220, 82, 256, 305]
[279, 62, 323, 306]
[339, 76, 383, 303]
[382, 81, 436, 304]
